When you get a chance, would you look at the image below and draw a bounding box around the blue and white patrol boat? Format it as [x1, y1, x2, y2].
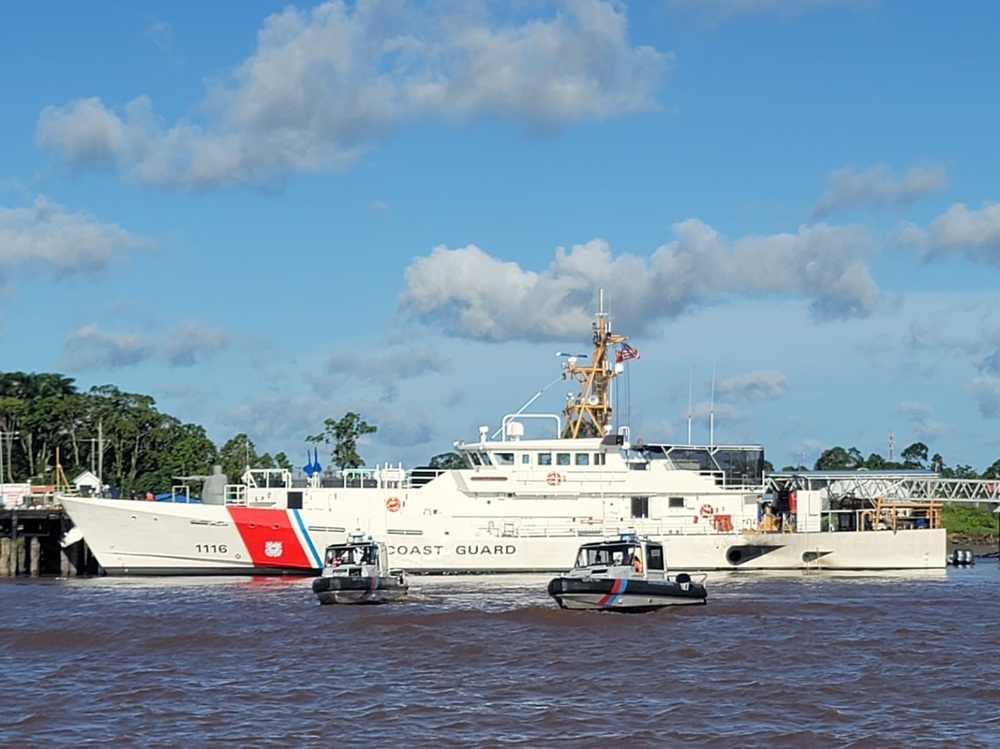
[312, 532, 408, 605]
[547, 533, 707, 612]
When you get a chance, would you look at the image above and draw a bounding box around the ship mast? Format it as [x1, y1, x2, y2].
[561, 293, 625, 439]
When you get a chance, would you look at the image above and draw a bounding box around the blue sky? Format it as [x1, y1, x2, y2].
[2, 0, 1000, 471]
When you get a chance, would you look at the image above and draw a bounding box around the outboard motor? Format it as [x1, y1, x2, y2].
[676, 572, 691, 591]
[950, 549, 975, 566]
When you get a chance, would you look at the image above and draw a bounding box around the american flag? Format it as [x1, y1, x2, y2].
[615, 342, 641, 363]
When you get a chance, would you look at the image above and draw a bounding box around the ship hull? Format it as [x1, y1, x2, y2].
[312, 575, 409, 605]
[59, 496, 947, 576]
[548, 576, 707, 612]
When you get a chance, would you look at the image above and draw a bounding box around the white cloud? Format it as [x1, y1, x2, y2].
[716, 370, 788, 402]
[165, 319, 233, 366]
[319, 346, 450, 402]
[34, 99, 124, 171]
[399, 220, 880, 341]
[61, 318, 232, 370]
[62, 324, 156, 369]
[909, 419, 947, 443]
[220, 395, 328, 445]
[967, 375, 1000, 418]
[810, 163, 948, 219]
[924, 202, 1000, 264]
[905, 317, 1000, 379]
[36, 1, 667, 189]
[686, 400, 747, 424]
[895, 400, 932, 416]
[0, 196, 152, 277]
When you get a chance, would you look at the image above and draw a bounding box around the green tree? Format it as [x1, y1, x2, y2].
[865, 452, 887, 470]
[429, 452, 466, 469]
[309, 412, 377, 471]
[219, 433, 259, 483]
[982, 458, 1000, 480]
[901, 442, 928, 470]
[952, 464, 980, 479]
[814, 446, 863, 470]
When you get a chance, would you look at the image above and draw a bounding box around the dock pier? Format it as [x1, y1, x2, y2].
[0, 507, 97, 577]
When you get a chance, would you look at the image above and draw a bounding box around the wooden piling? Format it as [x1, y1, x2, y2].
[1, 507, 89, 577]
[29, 536, 40, 577]
[0, 536, 10, 577]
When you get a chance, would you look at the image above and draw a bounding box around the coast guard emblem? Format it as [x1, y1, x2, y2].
[264, 540, 283, 558]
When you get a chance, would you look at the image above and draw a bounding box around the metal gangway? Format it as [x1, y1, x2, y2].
[767, 470, 1000, 506]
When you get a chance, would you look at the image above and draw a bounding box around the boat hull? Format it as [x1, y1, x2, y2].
[312, 575, 408, 605]
[547, 576, 707, 612]
[58, 496, 948, 576]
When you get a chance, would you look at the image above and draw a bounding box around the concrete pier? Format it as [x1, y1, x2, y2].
[0, 508, 94, 577]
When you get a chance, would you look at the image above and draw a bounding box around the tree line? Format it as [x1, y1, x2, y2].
[4, 371, 998, 494]
[0, 372, 380, 495]
[784, 442, 1000, 479]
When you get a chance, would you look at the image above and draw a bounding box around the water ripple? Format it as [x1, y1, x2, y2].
[1, 567, 998, 747]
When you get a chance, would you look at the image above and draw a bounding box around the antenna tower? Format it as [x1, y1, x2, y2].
[561, 291, 626, 439]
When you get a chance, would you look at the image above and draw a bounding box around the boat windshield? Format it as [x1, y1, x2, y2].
[577, 543, 639, 568]
[325, 545, 377, 566]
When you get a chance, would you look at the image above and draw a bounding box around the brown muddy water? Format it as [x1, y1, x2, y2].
[2, 566, 999, 748]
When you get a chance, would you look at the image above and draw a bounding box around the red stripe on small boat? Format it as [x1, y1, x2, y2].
[227, 507, 313, 570]
[597, 578, 625, 606]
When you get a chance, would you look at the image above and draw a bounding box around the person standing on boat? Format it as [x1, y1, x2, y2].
[632, 549, 644, 574]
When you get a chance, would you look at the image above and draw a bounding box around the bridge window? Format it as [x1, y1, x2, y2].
[494, 453, 514, 465]
[593, 453, 605, 466]
[521, 454, 530, 465]
[575, 453, 589, 466]
[631, 496, 649, 518]
[557, 453, 571, 466]
[537, 453, 552, 465]
[668, 496, 684, 509]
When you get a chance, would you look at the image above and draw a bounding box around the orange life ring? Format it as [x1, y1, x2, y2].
[385, 496, 401, 512]
[699, 503, 714, 518]
[546, 471, 563, 486]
